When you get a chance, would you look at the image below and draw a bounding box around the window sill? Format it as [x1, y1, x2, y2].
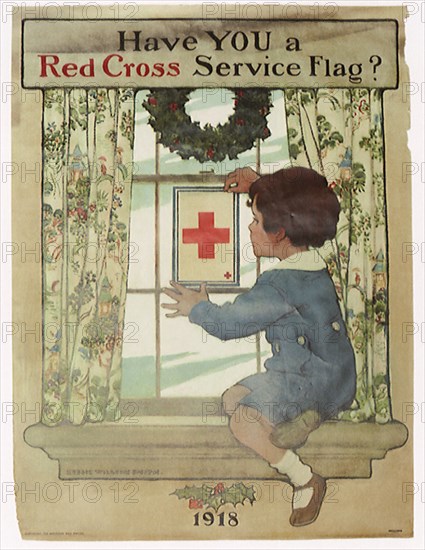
[24, 420, 408, 481]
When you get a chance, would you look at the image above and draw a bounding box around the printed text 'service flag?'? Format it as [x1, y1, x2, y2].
[22, 19, 398, 88]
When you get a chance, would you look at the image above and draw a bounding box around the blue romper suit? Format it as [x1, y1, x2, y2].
[189, 250, 357, 425]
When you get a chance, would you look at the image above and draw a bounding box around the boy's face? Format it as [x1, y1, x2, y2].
[248, 196, 279, 258]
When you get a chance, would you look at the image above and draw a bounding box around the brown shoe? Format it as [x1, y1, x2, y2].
[289, 473, 327, 527]
[270, 410, 322, 449]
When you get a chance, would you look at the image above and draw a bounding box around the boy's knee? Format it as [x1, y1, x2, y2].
[221, 388, 237, 417]
[229, 405, 261, 438]
[221, 385, 250, 417]
[229, 410, 242, 436]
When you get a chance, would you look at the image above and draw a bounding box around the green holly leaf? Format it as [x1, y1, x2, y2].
[225, 486, 245, 507]
[231, 482, 256, 505]
[203, 493, 225, 512]
[171, 485, 204, 501]
[171, 482, 256, 512]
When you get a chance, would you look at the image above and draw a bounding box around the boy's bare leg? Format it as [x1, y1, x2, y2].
[230, 404, 286, 464]
[222, 384, 286, 464]
[222, 384, 326, 527]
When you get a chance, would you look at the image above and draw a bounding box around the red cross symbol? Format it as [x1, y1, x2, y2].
[182, 212, 230, 259]
[224, 271, 232, 279]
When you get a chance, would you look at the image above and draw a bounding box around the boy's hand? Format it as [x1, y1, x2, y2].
[224, 167, 259, 193]
[161, 281, 209, 318]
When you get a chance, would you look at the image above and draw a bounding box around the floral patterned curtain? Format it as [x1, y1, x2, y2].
[283, 89, 390, 423]
[42, 89, 135, 425]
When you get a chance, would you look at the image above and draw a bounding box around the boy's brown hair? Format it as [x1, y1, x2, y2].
[248, 167, 340, 248]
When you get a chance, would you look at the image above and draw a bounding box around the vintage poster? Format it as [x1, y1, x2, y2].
[4, 0, 423, 544]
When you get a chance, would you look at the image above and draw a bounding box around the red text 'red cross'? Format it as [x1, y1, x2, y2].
[182, 212, 230, 259]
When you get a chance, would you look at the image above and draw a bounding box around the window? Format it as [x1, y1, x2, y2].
[121, 89, 289, 408]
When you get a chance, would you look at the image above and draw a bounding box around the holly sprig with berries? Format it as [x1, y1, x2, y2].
[143, 89, 273, 163]
[171, 481, 256, 512]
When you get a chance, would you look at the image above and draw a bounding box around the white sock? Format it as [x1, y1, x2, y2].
[271, 450, 313, 487]
[271, 451, 314, 510]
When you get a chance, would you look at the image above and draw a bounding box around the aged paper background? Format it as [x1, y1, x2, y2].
[9, 2, 418, 543]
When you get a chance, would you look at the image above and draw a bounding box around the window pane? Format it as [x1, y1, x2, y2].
[127, 184, 155, 289]
[127, 89, 290, 406]
[259, 89, 289, 172]
[158, 183, 173, 288]
[238, 195, 258, 287]
[121, 294, 156, 398]
[160, 293, 258, 397]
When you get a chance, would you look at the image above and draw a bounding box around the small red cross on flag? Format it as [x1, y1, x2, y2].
[174, 188, 238, 285]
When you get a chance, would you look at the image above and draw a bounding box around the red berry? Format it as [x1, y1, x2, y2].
[213, 482, 225, 494]
[189, 499, 203, 509]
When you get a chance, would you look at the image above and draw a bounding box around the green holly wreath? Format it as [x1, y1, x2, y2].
[143, 89, 273, 163]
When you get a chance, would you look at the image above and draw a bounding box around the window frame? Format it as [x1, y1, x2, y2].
[124, 89, 275, 409]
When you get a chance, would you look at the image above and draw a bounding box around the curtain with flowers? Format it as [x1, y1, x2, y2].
[283, 88, 390, 423]
[42, 88, 135, 425]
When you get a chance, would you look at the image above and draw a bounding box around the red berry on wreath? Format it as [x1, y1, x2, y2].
[148, 97, 157, 106]
[145, 89, 273, 162]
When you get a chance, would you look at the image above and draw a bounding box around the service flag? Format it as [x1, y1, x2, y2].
[173, 187, 239, 286]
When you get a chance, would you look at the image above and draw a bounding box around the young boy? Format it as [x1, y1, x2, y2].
[162, 166, 356, 527]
